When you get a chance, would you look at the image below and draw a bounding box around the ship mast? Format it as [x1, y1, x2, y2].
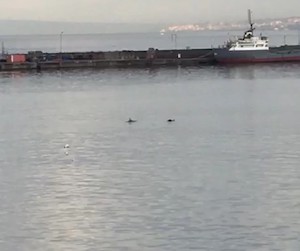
[1, 42, 4, 57]
[243, 9, 255, 39]
[248, 9, 254, 32]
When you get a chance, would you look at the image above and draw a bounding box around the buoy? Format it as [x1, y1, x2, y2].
[64, 144, 70, 149]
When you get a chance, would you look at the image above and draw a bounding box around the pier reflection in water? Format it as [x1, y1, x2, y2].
[0, 65, 300, 250]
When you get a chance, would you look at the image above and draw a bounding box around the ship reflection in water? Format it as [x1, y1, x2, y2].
[217, 62, 300, 80]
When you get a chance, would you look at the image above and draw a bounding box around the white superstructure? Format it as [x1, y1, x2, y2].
[226, 10, 269, 51]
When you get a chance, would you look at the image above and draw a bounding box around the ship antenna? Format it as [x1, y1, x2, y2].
[1, 42, 4, 57]
[248, 9, 254, 31]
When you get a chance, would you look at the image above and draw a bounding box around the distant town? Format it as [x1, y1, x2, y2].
[161, 17, 300, 33]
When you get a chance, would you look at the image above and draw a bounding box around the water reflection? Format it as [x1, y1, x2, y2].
[214, 63, 300, 80]
[1, 63, 300, 86]
[1, 66, 300, 250]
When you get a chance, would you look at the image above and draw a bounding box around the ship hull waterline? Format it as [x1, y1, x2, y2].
[214, 47, 300, 64]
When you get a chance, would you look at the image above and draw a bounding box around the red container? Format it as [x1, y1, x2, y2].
[6, 54, 26, 63]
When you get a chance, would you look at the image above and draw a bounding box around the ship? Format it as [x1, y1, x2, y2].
[214, 10, 300, 64]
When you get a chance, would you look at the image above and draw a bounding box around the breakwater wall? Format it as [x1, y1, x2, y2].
[0, 48, 216, 71]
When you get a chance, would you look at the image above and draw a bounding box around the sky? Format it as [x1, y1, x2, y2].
[1, 0, 300, 23]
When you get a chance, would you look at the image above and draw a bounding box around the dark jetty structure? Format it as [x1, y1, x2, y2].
[0, 48, 215, 71]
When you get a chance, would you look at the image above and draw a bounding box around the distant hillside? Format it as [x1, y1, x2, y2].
[2, 16, 300, 35]
[164, 17, 300, 32]
[0, 20, 165, 35]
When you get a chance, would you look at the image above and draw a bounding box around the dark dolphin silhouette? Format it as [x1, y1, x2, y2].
[127, 118, 137, 123]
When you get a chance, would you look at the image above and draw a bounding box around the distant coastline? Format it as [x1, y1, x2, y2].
[162, 17, 300, 32]
[0, 16, 299, 36]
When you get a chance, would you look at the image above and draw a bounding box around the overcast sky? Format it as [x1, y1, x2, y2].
[1, 0, 300, 23]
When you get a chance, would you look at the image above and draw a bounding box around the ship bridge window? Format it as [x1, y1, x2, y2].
[240, 44, 254, 47]
[239, 42, 254, 46]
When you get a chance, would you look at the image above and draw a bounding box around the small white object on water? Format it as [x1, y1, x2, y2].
[64, 144, 70, 149]
[65, 151, 69, 156]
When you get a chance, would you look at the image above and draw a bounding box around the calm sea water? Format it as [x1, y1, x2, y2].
[0, 30, 300, 53]
[1, 33, 300, 251]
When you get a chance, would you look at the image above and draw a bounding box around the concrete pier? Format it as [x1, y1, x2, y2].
[0, 48, 216, 71]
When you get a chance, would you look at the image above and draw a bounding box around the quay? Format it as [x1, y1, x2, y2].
[0, 48, 216, 71]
